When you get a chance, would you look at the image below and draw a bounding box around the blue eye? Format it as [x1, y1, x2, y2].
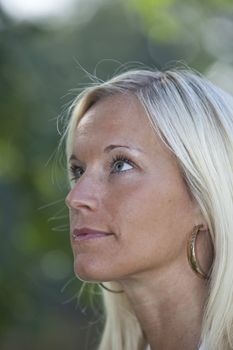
[69, 165, 84, 181]
[69, 154, 134, 182]
[111, 155, 134, 174]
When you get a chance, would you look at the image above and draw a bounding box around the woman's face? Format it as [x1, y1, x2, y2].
[66, 94, 201, 283]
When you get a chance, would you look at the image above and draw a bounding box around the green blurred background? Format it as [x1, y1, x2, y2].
[1, 0, 233, 349]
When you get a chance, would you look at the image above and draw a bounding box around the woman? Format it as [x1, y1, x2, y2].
[64, 68, 233, 350]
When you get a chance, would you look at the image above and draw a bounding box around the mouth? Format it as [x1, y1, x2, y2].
[71, 227, 114, 241]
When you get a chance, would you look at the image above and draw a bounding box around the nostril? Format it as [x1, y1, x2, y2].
[69, 199, 92, 210]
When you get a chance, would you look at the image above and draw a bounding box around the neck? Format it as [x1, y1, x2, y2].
[120, 262, 208, 350]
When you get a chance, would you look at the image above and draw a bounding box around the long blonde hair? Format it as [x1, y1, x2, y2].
[64, 68, 233, 350]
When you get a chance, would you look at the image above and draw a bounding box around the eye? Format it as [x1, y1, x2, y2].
[111, 154, 134, 174]
[69, 164, 85, 182]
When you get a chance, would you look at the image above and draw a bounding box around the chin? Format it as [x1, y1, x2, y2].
[73, 256, 112, 282]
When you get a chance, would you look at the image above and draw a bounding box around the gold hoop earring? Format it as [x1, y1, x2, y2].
[187, 224, 209, 280]
[99, 283, 124, 293]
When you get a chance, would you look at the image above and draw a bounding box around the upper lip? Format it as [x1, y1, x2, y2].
[72, 227, 113, 237]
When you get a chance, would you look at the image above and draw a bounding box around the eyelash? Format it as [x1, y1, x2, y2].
[69, 164, 84, 182]
[110, 154, 134, 174]
[69, 153, 134, 182]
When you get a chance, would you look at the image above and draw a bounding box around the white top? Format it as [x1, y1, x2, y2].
[146, 344, 205, 350]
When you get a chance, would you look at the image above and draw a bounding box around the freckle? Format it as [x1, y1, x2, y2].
[167, 198, 174, 204]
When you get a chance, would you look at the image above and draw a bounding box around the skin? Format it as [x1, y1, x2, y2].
[66, 94, 213, 350]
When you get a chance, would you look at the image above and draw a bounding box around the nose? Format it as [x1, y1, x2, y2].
[65, 180, 99, 212]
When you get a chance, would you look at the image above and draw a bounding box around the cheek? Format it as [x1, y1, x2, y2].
[105, 175, 195, 267]
[106, 174, 181, 232]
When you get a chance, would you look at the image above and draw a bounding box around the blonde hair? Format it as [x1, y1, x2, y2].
[64, 68, 233, 350]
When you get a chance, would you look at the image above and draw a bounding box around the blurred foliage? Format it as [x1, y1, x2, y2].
[1, 0, 233, 349]
[127, 0, 233, 42]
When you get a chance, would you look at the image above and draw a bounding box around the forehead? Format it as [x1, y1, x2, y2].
[75, 94, 160, 150]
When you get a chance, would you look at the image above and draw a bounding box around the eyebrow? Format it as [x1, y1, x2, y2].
[104, 144, 135, 153]
[69, 144, 142, 162]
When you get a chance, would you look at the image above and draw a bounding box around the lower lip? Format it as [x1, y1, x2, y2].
[72, 233, 113, 241]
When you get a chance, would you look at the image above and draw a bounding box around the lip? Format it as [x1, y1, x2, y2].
[71, 227, 113, 241]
